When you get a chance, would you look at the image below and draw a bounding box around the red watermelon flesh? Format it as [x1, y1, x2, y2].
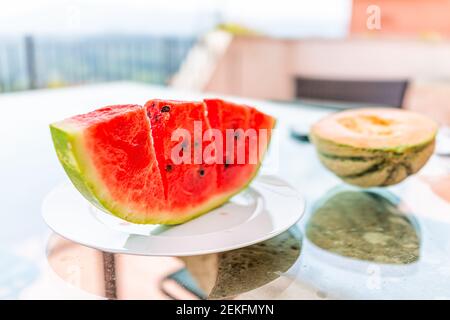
[204, 99, 275, 192]
[144, 99, 217, 213]
[204, 99, 252, 190]
[49, 105, 168, 223]
[249, 106, 275, 159]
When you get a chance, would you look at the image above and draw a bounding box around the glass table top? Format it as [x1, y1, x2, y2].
[1, 83, 450, 299]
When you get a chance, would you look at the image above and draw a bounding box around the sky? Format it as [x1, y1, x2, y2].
[0, 0, 352, 38]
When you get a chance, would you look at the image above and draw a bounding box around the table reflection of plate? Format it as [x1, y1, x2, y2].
[42, 175, 305, 256]
[46, 227, 302, 300]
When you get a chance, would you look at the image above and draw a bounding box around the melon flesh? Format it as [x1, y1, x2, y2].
[204, 99, 275, 193]
[310, 108, 438, 187]
[144, 99, 220, 218]
[205, 99, 252, 191]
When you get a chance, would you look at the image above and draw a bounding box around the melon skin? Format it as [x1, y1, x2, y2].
[50, 125, 106, 211]
[310, 108, 438, 187]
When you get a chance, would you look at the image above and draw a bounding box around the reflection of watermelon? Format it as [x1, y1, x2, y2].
[50, 100, 275, 224]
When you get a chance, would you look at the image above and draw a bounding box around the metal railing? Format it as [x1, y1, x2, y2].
[0, 35, 196, 93]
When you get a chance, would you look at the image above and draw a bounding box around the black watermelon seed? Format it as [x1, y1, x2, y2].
[224, 163, 230, 169]
[165, 164, 173, 172]
[161, 105, 171, 113]
[199, 168, 205, 176]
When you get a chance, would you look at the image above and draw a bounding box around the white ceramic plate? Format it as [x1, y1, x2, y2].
[42, 175, 305, 256]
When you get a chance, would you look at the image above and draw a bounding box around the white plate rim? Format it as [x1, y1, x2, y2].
[42, 175, 305, 256]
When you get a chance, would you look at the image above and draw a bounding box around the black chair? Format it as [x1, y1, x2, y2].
[295, 77, 409, 108]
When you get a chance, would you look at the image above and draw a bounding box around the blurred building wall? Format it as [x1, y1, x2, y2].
[204, 35, 450, 98]
[198, 34, 450, 124]
[204, 36, 292, 100]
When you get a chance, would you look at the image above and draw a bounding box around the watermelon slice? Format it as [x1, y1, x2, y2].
[50, 99, 275, 225]
[49, 105, 169, 224]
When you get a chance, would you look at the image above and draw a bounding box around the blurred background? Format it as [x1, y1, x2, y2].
[1, 0, 450, 123]
[0, 0, 349, 91]
[2, 0, 450, 300]
[0, 0, 450, 123]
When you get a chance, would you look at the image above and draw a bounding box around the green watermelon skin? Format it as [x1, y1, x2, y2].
[50, 124, 106, 211]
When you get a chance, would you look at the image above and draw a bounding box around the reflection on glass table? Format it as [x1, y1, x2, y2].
[0, 251, 39, 299]
[46, 228, 302, 300]
[306, 187, 420, 265]
[47, 175, 450, 299]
